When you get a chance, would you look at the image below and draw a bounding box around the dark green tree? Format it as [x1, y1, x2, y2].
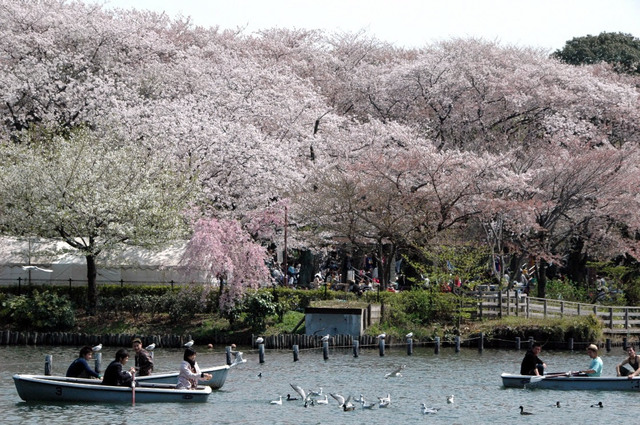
[552, 32, 640, 75]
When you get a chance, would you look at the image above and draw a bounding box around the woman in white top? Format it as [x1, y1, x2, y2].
[176, 347, 211, 389]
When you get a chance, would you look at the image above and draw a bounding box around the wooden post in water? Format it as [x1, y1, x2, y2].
[515, 337, 521, 350]
[406, 337, 413, 356]
[478, 333, 484, 352]
[378, 338, 385, 357]
[225, 346, 232, 366]
[455, 336, 460, 353]
[568, 338, 574, 351]
[258, 343, 265, 363]
[353, 339, 359, 358]
[528, 337, 534, 349]
[293, 344, 299, 362]
[606, 338, 611, 352]
[322, 341, 329, 361]
[434, 336, 440, 354]
[623, 337, 628, 350]
[94, 352, 102, 374]
[44, 354, 52, 376]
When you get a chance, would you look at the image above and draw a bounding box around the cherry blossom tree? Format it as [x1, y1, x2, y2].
[0, 128, 194, 312]
[180, 217, 270, 312]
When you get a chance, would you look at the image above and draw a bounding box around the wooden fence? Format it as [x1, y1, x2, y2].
[477, 292, 640, 335]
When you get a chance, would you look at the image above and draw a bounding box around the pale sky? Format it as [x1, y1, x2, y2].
[100, 0, 640, 51]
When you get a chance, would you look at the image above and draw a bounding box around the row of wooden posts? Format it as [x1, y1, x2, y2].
[41, 334, 639, 376]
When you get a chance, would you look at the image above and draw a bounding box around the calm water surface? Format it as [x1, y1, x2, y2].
[1, 344, 639, 424]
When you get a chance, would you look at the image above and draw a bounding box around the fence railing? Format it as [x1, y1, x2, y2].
[477, 292, 640, 334]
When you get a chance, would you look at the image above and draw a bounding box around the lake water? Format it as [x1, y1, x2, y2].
[1, 344, 638, 424]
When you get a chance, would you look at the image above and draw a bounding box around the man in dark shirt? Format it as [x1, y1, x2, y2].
[520, 342, 546, 375]
[102, 348, 135, 386]
[66, 346, 101, 379]
[132, 338, 154, 376]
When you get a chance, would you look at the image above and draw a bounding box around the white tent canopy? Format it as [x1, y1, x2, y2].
[0, 237, 207, 286]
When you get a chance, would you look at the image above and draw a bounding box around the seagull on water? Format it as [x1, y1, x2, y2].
[519, 406, 533, 415]
[421, 403, 439, 414]
[316, 395, 329, 405]
[359, 395, 376, 409]
[256, 336, 264, 344]
[590, 401, 603, 408]
[378, 394, 391, 408]
[385, 364, 406, 378]
[92, 344, 102, 352]
[447, 394, 454, 404]
[270, 396, 282, 405]
[308, 387, 323, 397]
[145, 343, 156, 351]
[184, 340, 194, 348]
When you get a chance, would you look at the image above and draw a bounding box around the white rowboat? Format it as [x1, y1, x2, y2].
[501, 373, 640, 391]
[13, 374, 212, 403]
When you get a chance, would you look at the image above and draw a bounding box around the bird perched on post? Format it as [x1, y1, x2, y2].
[92, 344, 102, 352]
[256, 336, 264, 344]
[145, 343, 156, 351]
[184, 340, 194, 348]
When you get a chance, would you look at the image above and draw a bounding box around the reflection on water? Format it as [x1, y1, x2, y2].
[1, 344, 637, 424]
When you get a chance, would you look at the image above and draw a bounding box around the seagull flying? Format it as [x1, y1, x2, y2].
[145, 343, 156, 351]
[92, 344, 102, 352]
[330, 393, 352, 408]
[184, 340, 194, 348]
[21, 265, 53, 273]
[385, 364, 406, 378]
[290, 383, 310, 401]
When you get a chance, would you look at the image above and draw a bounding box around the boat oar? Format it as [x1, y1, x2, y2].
[530, 372, 571, 383]
[131, 371, 136, 406]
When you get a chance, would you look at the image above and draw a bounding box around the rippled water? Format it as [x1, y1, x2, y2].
[1, 344, 637, 424]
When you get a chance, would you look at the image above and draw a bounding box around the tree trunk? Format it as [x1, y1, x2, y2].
[536, 259, 548, 298]
[86, 254, 98, 314]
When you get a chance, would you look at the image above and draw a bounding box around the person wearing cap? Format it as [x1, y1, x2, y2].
[132, 338, 154, 376]
[578, 344, 603, 377]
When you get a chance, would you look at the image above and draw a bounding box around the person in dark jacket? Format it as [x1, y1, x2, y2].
[132, 338, 154, 376]
[520, 342, 546, 376]
[66, 346, 101, 379]
[101, 348, 135, 386]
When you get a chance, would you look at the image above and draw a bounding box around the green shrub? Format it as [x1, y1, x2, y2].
[2, 290, 75, 331]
